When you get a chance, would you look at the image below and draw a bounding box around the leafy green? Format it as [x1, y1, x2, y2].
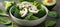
[18, 0, 24, 2]
[45, 19, 56, 27]
[33, 7, 46, 18]
[0, 17, 11, 24]
[25, 12, 33, 20]
[0, 13, 8, 17]
[45, 11, 57, 27]
[4, 1, 15, 12]
[0, 9, 8, 16]
[30, 16, 38, 20]
[13, 6, 20, 18]
[18, 0, 36, 2]
[33, 1, 41, 10]
[0, 9, 3, 13]
[48, 11, 57, 18]
[24, 11, 39, 20]
[11, 6, 21, 19]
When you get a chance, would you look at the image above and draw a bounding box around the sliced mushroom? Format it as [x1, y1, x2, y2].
[29, 5, 39, 13]
[18, 2, 32, 8]
[21, 2, 32, 8]
[17, 3, 23, 9]
[20, 8, 28, 17]
[21, 1, 31, 5]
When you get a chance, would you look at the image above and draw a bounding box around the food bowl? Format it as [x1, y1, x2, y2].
[9, 4, 48, 26]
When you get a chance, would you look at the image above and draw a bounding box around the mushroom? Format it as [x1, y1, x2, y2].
[21, 1, 31, 5]
[17, 2, 32, 9]
[18, 2, 39, 17]
[20, 8, 28, 17]
[29, 5, 39, 13]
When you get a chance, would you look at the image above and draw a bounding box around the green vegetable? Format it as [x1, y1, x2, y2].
[0, 9, 8, 16]
[33, 1, 46, 18]
[25, 12, 33, 20]
[33, 7, 46, 18]
[4, 1, 14, 12]
[18, 0, 36, 2]
[0, 13, 8, 17]
[0, 17, 11, 24]
[0, 9, 3, 13]
[30, 16, 38, 20]
[48, 11, 57, 18]
[45, 19, 56, 27]
[25, 12, 38, 20]
[33, 1, 41, 10]
[11, 6, 21, 19]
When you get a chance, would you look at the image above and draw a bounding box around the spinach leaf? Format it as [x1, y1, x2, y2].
[4, 1, 15, 12]
[33, 1, 41, 10]
[0, 9, 3, 13]
[14, 6, 20, 18]
[48, 11, 57, 18]
[0, 9, 8, 16]
[18, 0, 36, 2]
[30, 15, 38, 20]
[25, 12, 38, 20]
[11, 6, 21, 19]
[25, 12, 33, 20]
[45, 19, 56, 27]
[33, 7, 46, 18]
[0, 17, 11, 24]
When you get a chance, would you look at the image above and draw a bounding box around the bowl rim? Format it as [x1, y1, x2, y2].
[9, 4, 48, 21]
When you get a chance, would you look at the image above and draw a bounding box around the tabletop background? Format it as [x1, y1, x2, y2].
[0, 0, 60, 27]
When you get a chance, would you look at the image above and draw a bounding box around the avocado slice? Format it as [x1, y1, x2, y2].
[42, 0, 56, 6]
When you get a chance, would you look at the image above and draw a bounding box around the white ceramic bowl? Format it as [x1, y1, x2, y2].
[9, 5, 48, 26]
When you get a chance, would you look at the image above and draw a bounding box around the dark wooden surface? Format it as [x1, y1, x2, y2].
[0, 0, 60, 27]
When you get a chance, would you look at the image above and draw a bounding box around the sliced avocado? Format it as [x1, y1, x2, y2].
[42, 0, 56, 6]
